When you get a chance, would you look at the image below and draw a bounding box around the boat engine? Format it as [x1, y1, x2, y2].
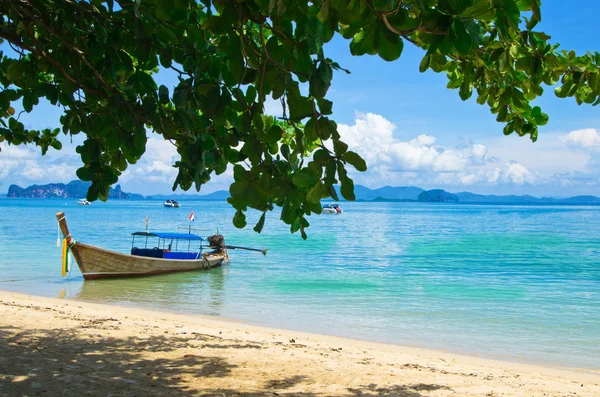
[208, 234, 226, 251]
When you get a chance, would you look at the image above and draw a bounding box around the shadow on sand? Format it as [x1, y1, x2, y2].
[0, 326, 450, 396]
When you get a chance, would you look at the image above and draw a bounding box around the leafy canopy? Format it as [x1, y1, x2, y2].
[1, 0, 599, 238]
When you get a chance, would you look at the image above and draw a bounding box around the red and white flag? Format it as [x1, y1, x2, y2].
[188, 211, 195, 221]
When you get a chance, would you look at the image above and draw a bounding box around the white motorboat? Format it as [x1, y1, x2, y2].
[322, 203, 342, 214]
[164, 199, 181, 208]
[77, 199, 90, 206]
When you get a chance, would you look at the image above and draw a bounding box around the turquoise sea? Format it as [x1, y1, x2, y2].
[1, 199, 599, 369]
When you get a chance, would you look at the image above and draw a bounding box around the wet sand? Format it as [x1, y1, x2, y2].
[1, 290, 599, 396]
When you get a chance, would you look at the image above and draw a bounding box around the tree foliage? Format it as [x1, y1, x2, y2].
[1, 0, 599, 238]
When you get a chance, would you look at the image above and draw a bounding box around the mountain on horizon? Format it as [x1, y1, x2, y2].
[6, 180, 144, 200]
[341, 185, 600, 205]
[352, 185, 424, 201]
[455, 191, 600, 204]
[3, 181, 600, 205]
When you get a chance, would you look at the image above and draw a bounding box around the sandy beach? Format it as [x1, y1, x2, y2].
[1, 290, 598, 396]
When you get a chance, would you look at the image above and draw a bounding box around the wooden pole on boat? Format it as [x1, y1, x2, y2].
[214, 245, 268, 255]
[55, 212, 71, 238]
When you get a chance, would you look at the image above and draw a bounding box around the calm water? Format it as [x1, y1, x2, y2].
[1, 199, 599, 369]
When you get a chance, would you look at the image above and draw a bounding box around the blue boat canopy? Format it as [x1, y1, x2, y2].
[131, 232, 203, 241]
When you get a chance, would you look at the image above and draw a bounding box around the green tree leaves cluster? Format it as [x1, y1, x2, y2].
[1, 0, 599, 237]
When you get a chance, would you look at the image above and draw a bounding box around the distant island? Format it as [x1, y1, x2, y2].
[418, 189, 459, 203]
[6, 180, 144, 200]
[4, 181, 600, 205]
[340, 186, 600, 205]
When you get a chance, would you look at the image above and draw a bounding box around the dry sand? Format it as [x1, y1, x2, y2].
[1, 290, 599, 396]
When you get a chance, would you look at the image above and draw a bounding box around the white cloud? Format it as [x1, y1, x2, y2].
[334, 112, 536, 189]
[336, 113, 492, 175]
[329, 113, 600, 195]
[0, 143, 38, 160]
[145, 138, 178, 163]
[430, 161, 535, 187]
[499, 161, 534, 185]
[121, 138, 179, 184]
[560, 128, 600, 151]
[119, 137, 235, 194]
[0, 142, 78, 184]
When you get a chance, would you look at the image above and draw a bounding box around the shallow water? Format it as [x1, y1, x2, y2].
[1, 199, 599, 368]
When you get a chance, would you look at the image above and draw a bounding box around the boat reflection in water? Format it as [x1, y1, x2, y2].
[74, 266, 228, 317]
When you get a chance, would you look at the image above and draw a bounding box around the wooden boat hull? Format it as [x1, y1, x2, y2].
[70, 243, 229, 280]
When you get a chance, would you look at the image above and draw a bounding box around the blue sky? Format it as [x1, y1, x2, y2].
[2, 0, 600, 197]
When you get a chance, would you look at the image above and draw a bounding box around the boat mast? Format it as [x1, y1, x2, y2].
[55, 212, 71, 238]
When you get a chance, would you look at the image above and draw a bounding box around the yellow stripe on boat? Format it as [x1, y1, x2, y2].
[61, 238, 68, 276]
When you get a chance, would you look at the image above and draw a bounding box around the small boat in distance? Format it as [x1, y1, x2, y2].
[164, 199, 181, 208]
[56, 212, 228, 280]
[77, 199, 90, 206]
[322, 203, 343, 214]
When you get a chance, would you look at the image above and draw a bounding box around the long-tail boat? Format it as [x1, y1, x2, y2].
[56, 212, 231, 280]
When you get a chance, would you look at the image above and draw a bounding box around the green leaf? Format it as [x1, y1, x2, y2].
[173, 85, 190, 108]
[288, 94, 313, 120]
[158, 85, 170, 105]
[317, 98, 333, 115]
[246, 85, 257, 103]
[504, 0, 522, 29]
[306, 16, 325, 53]
[309, 74, 330, 98]
[531, 0, 541, 22]
[333, 140, 348, 156]
[304, 117, 318, 142]
[450, 0, 475, 14]
[307, 183, 323, 203]
[292, 171, 315, 188]
[313, 148, 329, 164]
[350, 25, 379, 56]
[266, 125, 284, 143]
[419, 54, 431, 73]
[233, 210, 247, 228]
[463, 0, 494, 18]
[459, 80, 472, 100]
[342, 151, 367, 172]
[156, 27, 177, 45]
[6, 62, 25, 82]
[377, 30, 404, 62]
[329, 184, 339, 201]
[515, 56, 534, 73]
[230, 181, 249, 197]
[318, 62, 333, 84]
[253, 212, 266, 233]
[503, 121, 515, 136]
[533, 107, 549, 125]
[317, 117, 335, 140]
[498, 50, 509, 73]
[76, 167, 93, 181]
[156, 0, 174, 20]
[340, 175, 355, 200]
[451, 19, 474, 55]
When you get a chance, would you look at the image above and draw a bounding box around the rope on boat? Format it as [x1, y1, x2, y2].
[61, 235, 76, 277]
[67, 253, 73, 279]
[202, 257, 211, 270]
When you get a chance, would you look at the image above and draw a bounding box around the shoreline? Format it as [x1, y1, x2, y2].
[2, 283, 596, 371]
[1, 290, 599, 396]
